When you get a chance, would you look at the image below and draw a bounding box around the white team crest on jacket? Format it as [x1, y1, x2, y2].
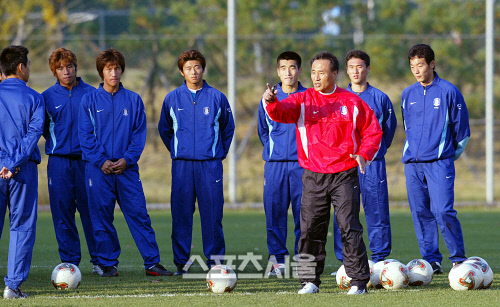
[433, 98, 441, 108]
[88, 179, 93, 187]
[123, 108, 129, 116]
[204, 107, 210, 115]
[341, 106, 348, 116]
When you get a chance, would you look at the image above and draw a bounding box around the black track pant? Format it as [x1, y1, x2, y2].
[297, 167, 369, 287]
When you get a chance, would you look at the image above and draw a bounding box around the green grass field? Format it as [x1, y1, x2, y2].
[1, 208, 499, 306]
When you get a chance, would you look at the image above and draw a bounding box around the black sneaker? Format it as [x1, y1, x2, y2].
[174, 266, 188, 276]
[101, 266, 119, 277]
[146, 263, 173, 276]
[430, 262, 443, 274]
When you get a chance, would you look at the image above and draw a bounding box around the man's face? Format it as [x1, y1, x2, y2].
[102, 63, 122, 89]
[277, 60, 302, 88]
[410, 56, 435, 86]
[311, 59, 337, 93]
[346, 57, 370, 86]
[55, 61, 77, 88]
[181, 60, 204, 89]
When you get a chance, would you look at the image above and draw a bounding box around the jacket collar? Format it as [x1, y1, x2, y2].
[98, 82, 124, 95]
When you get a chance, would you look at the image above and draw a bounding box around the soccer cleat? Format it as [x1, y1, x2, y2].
[430, 262, 443, 275]
[297, 282, 319, 294]
[3, 286, 28, 299]
[174, 266, 188, 276]
[93, 264, 104, 276]
[146, 263, 173, 276]
[452, 261, 463, 267]
[101, 266, 119, 277]
[347, 286, 367, 295]
[267, 264, 286, 276]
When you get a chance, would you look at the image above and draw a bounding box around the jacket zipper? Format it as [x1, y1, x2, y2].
[415, 87, 427, 162]
[112, 92, 115, 159]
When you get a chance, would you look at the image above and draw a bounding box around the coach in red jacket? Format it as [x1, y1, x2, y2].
[262, 51, 382, 294]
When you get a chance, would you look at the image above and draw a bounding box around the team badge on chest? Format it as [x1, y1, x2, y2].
[341, 106, 348, 116]
[123, 108, 129, 116]
[433, 98, 441, 109]
[204, 107, 210, 115]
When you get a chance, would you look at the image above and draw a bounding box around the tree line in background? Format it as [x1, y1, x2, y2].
[0, 0, 499, 121]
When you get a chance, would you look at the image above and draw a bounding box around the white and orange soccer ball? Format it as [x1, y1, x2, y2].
[464, 257, 493, 289]
[448, 262, 483, 291]
[380, 261, 410, 290]
[206, 265, 237, 294]
[406, 259, 433, 286]
[51, 263, 82, 290]
[336, 264, 352, 289]
[371, 259, 400, 289]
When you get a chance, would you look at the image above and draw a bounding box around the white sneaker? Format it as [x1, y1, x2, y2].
[268, 264, 286, 276]
[93, 264, 104, 276]
[298, 282, 319, 294]
[347, 286, 367, 295]
[3, 286, 28, 299]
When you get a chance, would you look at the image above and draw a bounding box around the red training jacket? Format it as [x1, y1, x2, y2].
[265, 86, 383, 174]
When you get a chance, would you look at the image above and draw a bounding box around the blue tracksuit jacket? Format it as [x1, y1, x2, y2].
[158, 80, 234, 160]
[401, 72, 469, 263]
[258, 82, 306, 264]
[333, 83, 396, 262]
[0, 77, 44, 289]
[42, 78, 97, 266]
[401, 73, 470, 163]
[43, 77, 95, 157]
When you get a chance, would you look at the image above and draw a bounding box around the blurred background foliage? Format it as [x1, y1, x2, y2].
[0, 0, 499, 203]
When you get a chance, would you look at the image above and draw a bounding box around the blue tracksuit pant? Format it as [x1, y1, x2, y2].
[263, 161, 302, 264]
[404, 158, 466, 263]
[0, 161, 38, 289]
[85, 163, 160, 269]
[48, 156, 98, 266]
[171, 159, 225, 268]
[333, 157, 391, 262]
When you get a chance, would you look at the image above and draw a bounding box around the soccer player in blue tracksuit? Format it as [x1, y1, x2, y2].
[0, 45, 45, 299]
[158, 49, 235, 275]
[42, 48, 101, 274]
[79, 49, 172, 277]
[402, 44, 469, 274]
[332, 50, 397, 265]
[258, 51, 306, 276]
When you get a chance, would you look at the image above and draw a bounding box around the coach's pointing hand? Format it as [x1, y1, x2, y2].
[263, 83, 277, 103]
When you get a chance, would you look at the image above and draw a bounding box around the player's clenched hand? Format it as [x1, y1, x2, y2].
[101, 160, 114, 175]
[262, 83, 277, 103]
[0, 167, 13, 179]
[111, 158, 127, 175]
[350, 154, 367, 174]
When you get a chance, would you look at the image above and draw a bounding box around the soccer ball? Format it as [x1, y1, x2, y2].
[336, 264, 352, 289]
[371, 259, 400, 289]
[448, 262, 483, 291]
[464, 259, 493, 289]
[51, 263, 81, 290]
[406, 259, 433, 286]
[380, 262, 410, 290]
[206, 265, 237, 294]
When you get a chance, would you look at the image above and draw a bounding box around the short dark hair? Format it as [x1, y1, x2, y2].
[96, 48, 126, 80]
[277, 51, 302, 68]
[345, 49, 370, 67]
[177, 49, 206, 72]
[49, 48, 78, 77]
[408, 44, 435, 65]
[0, 45, 29, 76]
[310, 51, 339, 72]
